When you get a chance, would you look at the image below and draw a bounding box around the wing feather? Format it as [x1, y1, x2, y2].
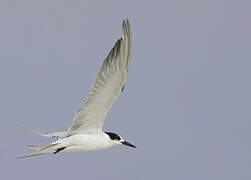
[67, 19, 132, 135]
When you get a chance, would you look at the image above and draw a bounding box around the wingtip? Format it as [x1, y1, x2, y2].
[122, 18, 131, 39]
[122, 18, 129, 24]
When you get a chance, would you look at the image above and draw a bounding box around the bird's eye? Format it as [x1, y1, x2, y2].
[105, 132, 121, 140]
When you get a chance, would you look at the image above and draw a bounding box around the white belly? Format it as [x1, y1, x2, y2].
[55, 134, 114, 152]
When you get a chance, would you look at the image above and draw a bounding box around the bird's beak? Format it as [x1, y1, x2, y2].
[122, 141, 136, 148]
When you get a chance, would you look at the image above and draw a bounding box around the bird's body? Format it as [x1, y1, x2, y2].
[18, 19, 135, 159]
[52, 133, 116, 152]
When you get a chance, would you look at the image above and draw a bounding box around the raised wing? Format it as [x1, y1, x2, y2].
[67, 19, 132, 135]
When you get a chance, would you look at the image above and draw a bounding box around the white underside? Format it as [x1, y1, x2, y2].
[53, 132, 117, 152]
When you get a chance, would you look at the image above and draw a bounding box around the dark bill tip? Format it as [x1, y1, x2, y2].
[122, 141, 136, 148]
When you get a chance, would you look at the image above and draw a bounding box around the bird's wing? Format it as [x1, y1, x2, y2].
[67, 19, 132, 135]
[18, 125, 66, 139]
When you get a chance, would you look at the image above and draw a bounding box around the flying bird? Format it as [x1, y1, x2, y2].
[18, 19, 135, 159]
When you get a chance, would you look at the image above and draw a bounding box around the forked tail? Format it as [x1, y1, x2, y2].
[17, 143, 64, 159]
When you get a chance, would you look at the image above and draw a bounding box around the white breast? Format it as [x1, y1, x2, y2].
[56, 133, 115, 152]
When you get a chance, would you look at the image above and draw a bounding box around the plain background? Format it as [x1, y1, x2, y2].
[1, 0, 251, 179]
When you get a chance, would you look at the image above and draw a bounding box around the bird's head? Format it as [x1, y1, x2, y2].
[105, 132, 136, 148]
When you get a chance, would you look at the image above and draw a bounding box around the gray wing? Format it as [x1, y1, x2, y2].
[67, 19, 132, 135]
[18, 125, 66, 139]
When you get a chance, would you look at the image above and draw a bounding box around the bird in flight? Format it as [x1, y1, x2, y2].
[18, 19, 135, 159]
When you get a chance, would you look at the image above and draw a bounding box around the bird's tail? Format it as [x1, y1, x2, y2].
[17, 143, 61, 159]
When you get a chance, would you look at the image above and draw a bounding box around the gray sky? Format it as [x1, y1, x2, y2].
[1, 0, 251, 179]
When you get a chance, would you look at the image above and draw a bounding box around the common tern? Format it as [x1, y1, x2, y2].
[18, 19, 135, 159]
